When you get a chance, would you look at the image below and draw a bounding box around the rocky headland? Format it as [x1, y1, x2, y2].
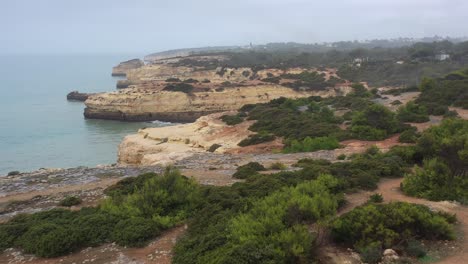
[111, 58, 145, 77]
[85, 54, 352, 122]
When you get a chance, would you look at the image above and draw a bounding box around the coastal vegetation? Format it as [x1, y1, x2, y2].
[2, 43, 468, 262]
[0, 115, 463, 260]
[332, 202, 456, 263]
[401, 118, 468, 203]
[223, 83, 410, 150]
[415, 68, 468, 115]
[0, 168, 200, 257]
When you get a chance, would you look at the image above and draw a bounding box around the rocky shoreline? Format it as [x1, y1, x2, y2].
[67, 91, 99, 101]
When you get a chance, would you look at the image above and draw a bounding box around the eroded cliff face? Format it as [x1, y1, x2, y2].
[111, 59, 144, 76]
[85, 84, 351, 122]
[92, 54, 352, 122]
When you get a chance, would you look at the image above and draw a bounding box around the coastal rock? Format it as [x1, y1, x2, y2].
[118, 112, 254, 165]
[67, 91, 98, 101]
[111, 58, 144, 77]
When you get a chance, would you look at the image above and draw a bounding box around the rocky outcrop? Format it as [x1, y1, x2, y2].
[118, 112, 254, 165]
[67, 91, 99, 101]
[111, 59, 144, 77]
[84, 84, 351, 122]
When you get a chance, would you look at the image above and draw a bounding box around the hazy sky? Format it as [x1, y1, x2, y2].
[2, 0, 467, 54]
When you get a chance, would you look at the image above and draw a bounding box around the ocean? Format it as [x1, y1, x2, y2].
[0, 54, 169, 175]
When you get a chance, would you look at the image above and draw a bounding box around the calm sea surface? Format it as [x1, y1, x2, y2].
[0, 54, 169, 175]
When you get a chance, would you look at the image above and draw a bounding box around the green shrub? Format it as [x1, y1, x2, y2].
[104, 173, 156, 198]
[112, 217, 160, 247]
[337, 154, 346, 160]
[220, 114, 243, 125]
[7, 171, 20, 176]
[0, 221, 29, 251]
[416, 70, 468, 114]
[59, 196, 82, 207]
[350, 104, 401, 140]
[368, 193, 383, 203]
[284, 136, 340, 153]
[72, 210, 119, 246]
[398, 128, 420, 143]
[208, 144, 222, 152]
[101, 168, 201, 226]
[405, 239, 426, 258]
[397, 102, 429, 123]
[238, 133, 276, 146]
[233, 162, 266, 179]
[358, 242, 382, 264]
[17, 223, 80, 257]
[401, 118, 468, 203]
[331, 202, 455, 255]
[401, 158, 468, 203]
[178, 175, 341, 264]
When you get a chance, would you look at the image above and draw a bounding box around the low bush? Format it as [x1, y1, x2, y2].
[284, 136, 340, 153]
[233, 162, 266, 179]
[7, 171, 20, 176]
[207, 144, 221, 152]
[331, 202, 455, 257]
[350, 104, 402, 140]
[238, 133, 276, 146]
[112, 217, 160, 247]
[0, 169, 202, 257]
[337, 154, 346, 160]
[398, 127, 420, 143]
[397, 101, 429, 123]
[368, 193, 383, 203]
[401, 158, 468, 203]
[358, 242, 382, 264]
[405, 239, 426, 258]
[59, 196, 82, 207]
[17, 222, 80, 257]
[220, 114, 244, 125]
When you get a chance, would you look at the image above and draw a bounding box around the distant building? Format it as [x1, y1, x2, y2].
[353, 57, 368, 67]
[396, 60, 404, 65]
[435, 52, 450, 61]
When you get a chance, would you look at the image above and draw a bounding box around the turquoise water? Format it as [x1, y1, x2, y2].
[0, 54, 168, 175]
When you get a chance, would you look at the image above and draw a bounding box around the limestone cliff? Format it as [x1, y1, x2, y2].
[84, 84, 351, 122]
[111, 59, 144, 77]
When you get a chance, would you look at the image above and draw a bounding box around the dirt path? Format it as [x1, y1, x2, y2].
[342, 178, 467, 264]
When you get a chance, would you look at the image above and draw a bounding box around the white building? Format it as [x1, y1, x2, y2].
[435, 52, 450, 61]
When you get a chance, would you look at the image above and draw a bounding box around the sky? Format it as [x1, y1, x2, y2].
[1, 0, 467, 54]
